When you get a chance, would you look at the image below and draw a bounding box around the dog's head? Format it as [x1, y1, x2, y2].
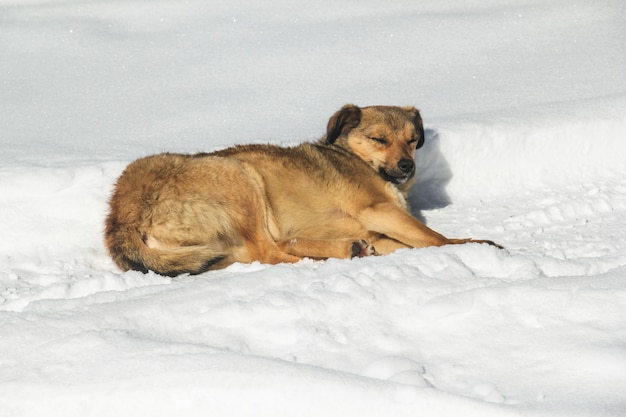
[324, 104, 424, 189]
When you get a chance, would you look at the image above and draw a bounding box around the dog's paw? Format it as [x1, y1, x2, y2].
[474, 239, 505, 250]
[351, 240, 378, 257]
[449, 238, 504, 250]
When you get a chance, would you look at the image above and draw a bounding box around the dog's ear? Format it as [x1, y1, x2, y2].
[326, 104, 362, 144]
[405, 106, 425, 149]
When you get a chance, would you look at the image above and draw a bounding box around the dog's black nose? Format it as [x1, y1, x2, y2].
[397, 158, 415, 174]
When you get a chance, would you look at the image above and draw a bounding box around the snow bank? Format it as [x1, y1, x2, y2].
[433, 104, 626, 200]
[1, 0, 626, 416]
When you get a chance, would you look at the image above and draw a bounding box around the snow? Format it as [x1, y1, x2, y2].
[1, 0, 626, 415]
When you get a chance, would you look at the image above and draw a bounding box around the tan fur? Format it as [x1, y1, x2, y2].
[105, 104, 499, 276]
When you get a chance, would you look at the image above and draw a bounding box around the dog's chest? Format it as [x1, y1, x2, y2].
[385, 182, 409, 210]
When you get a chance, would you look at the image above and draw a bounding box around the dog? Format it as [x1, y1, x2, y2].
[105, 104, 499, 276]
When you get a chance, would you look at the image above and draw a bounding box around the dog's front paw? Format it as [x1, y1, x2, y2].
[351, 240, 378, 257]
[449, 238, 504, 250]
[473, 239, 504, 249]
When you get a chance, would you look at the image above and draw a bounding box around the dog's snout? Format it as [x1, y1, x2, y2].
[397, 158, 415, 174]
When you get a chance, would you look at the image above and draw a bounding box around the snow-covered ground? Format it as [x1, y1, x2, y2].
[1, 0, 626, 415]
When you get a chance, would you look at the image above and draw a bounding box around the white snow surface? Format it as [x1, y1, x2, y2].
[1, 0, 626, 416]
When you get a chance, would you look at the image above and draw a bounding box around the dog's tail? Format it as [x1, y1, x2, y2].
[104, 226, 228, 277]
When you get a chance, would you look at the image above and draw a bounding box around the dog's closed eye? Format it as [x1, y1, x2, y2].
[369, 136, 388, 145]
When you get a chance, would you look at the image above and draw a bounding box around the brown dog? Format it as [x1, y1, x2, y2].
[105, 104, 498, 276]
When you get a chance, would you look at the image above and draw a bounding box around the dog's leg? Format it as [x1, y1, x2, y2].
[277, 238, 377, 259]
[236, 238, 303, 265]
[227, 214, 303, 266]
[359, 202, 499, 249]
[368, 237, 410, 255]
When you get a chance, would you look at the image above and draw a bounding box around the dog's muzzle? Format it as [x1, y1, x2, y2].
[379, 158, 415, 184]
